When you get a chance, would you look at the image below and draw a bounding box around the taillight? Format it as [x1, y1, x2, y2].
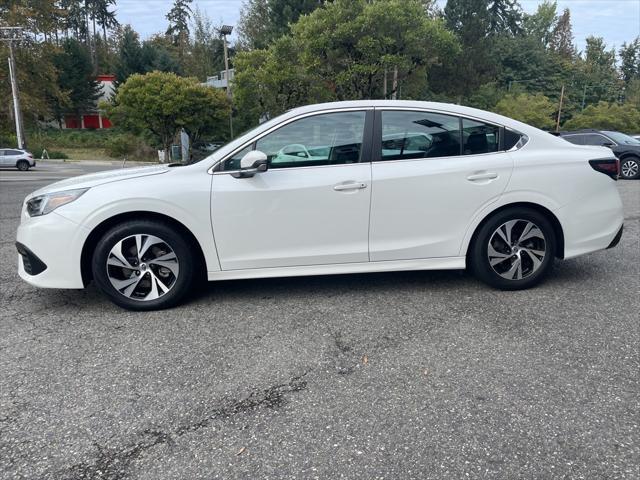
[589, 158, 619, 180]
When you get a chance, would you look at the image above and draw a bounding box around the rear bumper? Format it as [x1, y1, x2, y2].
[555, 184, 624, 259]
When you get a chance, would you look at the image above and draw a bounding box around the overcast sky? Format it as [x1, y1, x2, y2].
[117, 0, 640, 52]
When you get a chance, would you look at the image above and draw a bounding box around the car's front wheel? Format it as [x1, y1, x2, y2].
[620, 157, 639, 179]
[469, 208, 556, 290]
[16, 160, 30, 171]
[92, 220, 196, 310]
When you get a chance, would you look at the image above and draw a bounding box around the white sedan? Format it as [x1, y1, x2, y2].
[16, 101, 624, 310]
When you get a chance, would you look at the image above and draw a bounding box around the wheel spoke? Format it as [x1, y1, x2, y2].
[519, 225, 544, 243]
[111, 274, 141, 294]
[488, 244, 511, 266]
[504, 257, 522, 280]
[522, 248, 543, 271]
[137, 235, 164, 260]
[149, 253, 179, 276]
[144, 271, 170, 301]
[109, 240, 134, 269]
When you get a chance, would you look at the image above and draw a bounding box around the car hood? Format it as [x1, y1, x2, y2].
[28, 165, 171, 198]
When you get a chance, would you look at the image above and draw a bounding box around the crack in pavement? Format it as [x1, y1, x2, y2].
[56, 371, 310, 480]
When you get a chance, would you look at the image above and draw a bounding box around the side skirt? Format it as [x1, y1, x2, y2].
[207, 257, 466, 282]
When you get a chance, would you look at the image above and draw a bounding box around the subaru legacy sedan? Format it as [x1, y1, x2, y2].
[16, 101, 624, 310]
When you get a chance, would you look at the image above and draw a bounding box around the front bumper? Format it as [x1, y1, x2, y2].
[17, 211, 87, 289]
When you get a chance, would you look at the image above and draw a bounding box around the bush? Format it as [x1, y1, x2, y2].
[30, 146, 69, 159]
[0, 131, 18, 147]
[105, 133, 156, 161]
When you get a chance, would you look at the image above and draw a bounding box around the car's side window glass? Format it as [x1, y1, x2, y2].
[221, 146, 253, 171]
[504, 129, 522, 150]
[583, 134, 608, 146]
[563, 135, 584, 145]
[255, 111, 366, 169]
[380, 111, 461, 161]
[462, 119, 499, 155]
[0, 150, 4, 156]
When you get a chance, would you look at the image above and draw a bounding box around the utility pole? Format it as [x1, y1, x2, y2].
[555, 84, 565, 132]
[1, 27, 26, 149]
[220, 25, 234, 138]
[391, 66, 398, 100]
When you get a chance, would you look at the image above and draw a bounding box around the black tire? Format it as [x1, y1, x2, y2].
[468, 207, 556, 291]
[620, 157, 640, 180]
[92, 220, 196, 310]
[16, 160, 30, 171]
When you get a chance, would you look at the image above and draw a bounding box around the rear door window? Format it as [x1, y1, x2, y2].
[462, 119, 500, 155]
[379, 111, 461, 161]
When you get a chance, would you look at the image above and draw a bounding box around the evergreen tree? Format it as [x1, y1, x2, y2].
[549, 8, 575, 58]
[619, 38, 640, 86]
[166, 0, 193, 50]
[52, 39, 101, 125]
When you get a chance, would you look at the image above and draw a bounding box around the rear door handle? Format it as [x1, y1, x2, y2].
[334, 182, 367, 191]
[467, 172, 498, 182]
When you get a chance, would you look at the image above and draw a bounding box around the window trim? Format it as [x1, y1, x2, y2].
[372, 108, 509, 163]
[210, 107, 374, 175]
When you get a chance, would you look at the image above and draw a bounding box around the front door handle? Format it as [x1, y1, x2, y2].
[334, 182, 367, 191]
[467, 172, 498, 182]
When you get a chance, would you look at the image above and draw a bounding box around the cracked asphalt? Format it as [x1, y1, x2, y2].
[1, 162, 639, 479]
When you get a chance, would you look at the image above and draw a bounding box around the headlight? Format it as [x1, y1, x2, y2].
[26, 188, 89, 217]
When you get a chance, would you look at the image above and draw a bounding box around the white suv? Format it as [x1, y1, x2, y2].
[0, 148, 36, 171]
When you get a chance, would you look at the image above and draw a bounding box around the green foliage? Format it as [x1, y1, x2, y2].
[51, 39, 102, 124]
[563, 102, 640, 132]
[619, 38, 640, 85]
[238, 0, 328, 50]
[494, 93, 556, 129]
[105, 71, 230, 152]
[234, 0, 459, 125]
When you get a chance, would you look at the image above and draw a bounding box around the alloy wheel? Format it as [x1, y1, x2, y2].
[106, 234, 179, 301]
[487, 219, 547, 281]
[621, 159, 639, 179]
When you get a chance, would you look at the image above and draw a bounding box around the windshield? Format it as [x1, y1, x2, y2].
[602, 131, 640, 145]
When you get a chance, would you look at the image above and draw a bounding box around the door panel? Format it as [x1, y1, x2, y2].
[212, 164, 371, 270]
[211, 110, 372, 270]
[369, 110, 514, 261]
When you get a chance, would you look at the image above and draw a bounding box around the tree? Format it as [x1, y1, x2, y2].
[51, 39, 101, 126]
[105, 71, 230, 155]
[563, 102, 640, 132]
[166, 0, 192, 53]
[114, 25, 143, 84]
[494, 93, 556, 129]
[619, 38, 640, 86]
[234, 0, 459, 125]
[523, 0, 557, 48]
[238, 0, 328, 50]
[183, 8, 226, 81]
[549, 8, 575, 58]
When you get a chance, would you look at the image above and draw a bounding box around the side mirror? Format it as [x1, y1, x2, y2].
[232, 150, 269, 178]
[602, 142, 615, 148]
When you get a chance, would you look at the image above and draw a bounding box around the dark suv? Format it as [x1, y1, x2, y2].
[555, 129, 640, 179]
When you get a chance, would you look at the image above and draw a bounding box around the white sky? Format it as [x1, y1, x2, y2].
[116, 0, 640, 52]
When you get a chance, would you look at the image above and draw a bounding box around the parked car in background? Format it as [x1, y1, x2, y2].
[555, 129, 640, 179]
[16, 101, 624, 310]
[0, 148, 35, 171]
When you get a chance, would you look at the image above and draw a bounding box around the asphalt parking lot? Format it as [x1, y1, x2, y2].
[1, 161, 638, 479]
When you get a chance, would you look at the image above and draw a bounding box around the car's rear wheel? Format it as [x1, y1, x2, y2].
[620, 157, 639, 179]
[16, 160, 30, 171]
[92, 220, 196, 310]
[469, 208, 556, 290]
